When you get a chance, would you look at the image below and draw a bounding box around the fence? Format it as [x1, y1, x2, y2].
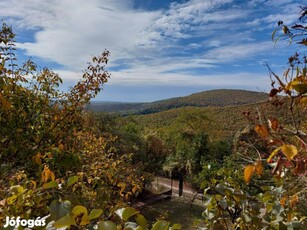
[151, 176, 203, 200]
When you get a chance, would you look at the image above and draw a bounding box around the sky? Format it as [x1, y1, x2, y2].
[1, 0, 306, 102]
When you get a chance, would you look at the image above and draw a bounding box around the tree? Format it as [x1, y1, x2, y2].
[202, 6, 307, 229]
[0, 22, 146, 228]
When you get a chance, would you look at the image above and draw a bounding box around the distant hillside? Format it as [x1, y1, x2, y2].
[88, 89, 268, 114]
[87, 101, 145, 113]
[131, 101, 280, 142]
[140, 89, 268, 114]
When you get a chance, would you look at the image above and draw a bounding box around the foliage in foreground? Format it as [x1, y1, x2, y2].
[0, 23, 149, 229]
[202, 7, 307, 229]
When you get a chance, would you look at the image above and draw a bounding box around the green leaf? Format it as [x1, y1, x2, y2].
[53, 215, 75, 228]
[266, 203, 273, 213]
[115, 207, 138, 221]
[219, 198, 227, 210]
[6, 195, 17, 204]
[97, 221, 117, 230]
[43, 181, 58, 189]
[152, 220, 170, 230]
[88, 209, 103, 220]
[215, 184, 226, 195]
[135, 214, 147, 229]
[50, 200, 72, 220]
[135, 227, 144, 230]
[292, 83, 307, 94]
[171, 223, 182, 230]
[67, 176, 78, 187]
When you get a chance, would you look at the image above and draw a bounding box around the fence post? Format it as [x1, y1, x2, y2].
[179, 173, 183, 196]
[170, 171, 173, 196]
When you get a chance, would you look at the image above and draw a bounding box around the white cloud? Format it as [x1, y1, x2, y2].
[4, 0, 259, 66]
[203, 42, 273, 63]
[246, 1, 302, 30]
[6, 0, 161, 70]
[107, 69, 269, 90]
[187, 43, 202, 49]
[208, 40, 221, 47]
[147, 0, 243, 40]
[0, 0, 299, 99]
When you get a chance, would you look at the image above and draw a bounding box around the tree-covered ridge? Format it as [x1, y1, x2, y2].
[130, 101, 285, 142]
[88, 89, 268, 114]
[88, 101, 145, 113]
[146, 89, 268, 110]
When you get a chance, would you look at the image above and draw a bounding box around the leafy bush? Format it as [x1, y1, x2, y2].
[201, 7, 307, 229]
[0, 23, 147, 229]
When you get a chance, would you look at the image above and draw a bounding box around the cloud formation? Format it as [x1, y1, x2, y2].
[0, 0, 304, 101]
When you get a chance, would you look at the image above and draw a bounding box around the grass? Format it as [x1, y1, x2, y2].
[140, 197, 205, 230]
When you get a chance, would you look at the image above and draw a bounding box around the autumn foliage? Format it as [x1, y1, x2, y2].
[0, 23, 147, 229]
[0, 5, 307, 230]
[201, 7, 307, 229]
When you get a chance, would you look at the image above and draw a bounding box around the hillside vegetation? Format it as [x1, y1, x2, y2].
[88, 89, 268, 114]
[131, 101, 279, 142]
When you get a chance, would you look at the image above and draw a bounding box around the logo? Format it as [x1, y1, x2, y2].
[3, 216, 46, 228]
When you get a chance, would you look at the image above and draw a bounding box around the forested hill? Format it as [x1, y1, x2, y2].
[88, 89, 268, 114]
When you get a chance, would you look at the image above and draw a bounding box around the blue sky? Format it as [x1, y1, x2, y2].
[1, 0, 306, 102]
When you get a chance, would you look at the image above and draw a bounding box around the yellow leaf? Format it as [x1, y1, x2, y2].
[244, 165, 255, 184]
[50, 171, 55, 181]
[299, 97, 307, 108]
[132, 185, 139, 194]
[72, 206, 89, 226]
[59, 143, 64, 151]
[0, 93, 12, 110]
[255, 124, 269, 139]
[32, 153, 42, 165]
[281, 144, 298, 161]
[268, 118, 279, 131]
[254, 159, 263, 176]
[41, 165, 56, 182]
[267, 147, 281, 163]
[287, 77, 307, 94]
[31, 180, 37, 190]
[290, 195, 299, 208]
[280, 196, 287, 207]
[287, 213, 293, 222]
[7, 195, 17, 204]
